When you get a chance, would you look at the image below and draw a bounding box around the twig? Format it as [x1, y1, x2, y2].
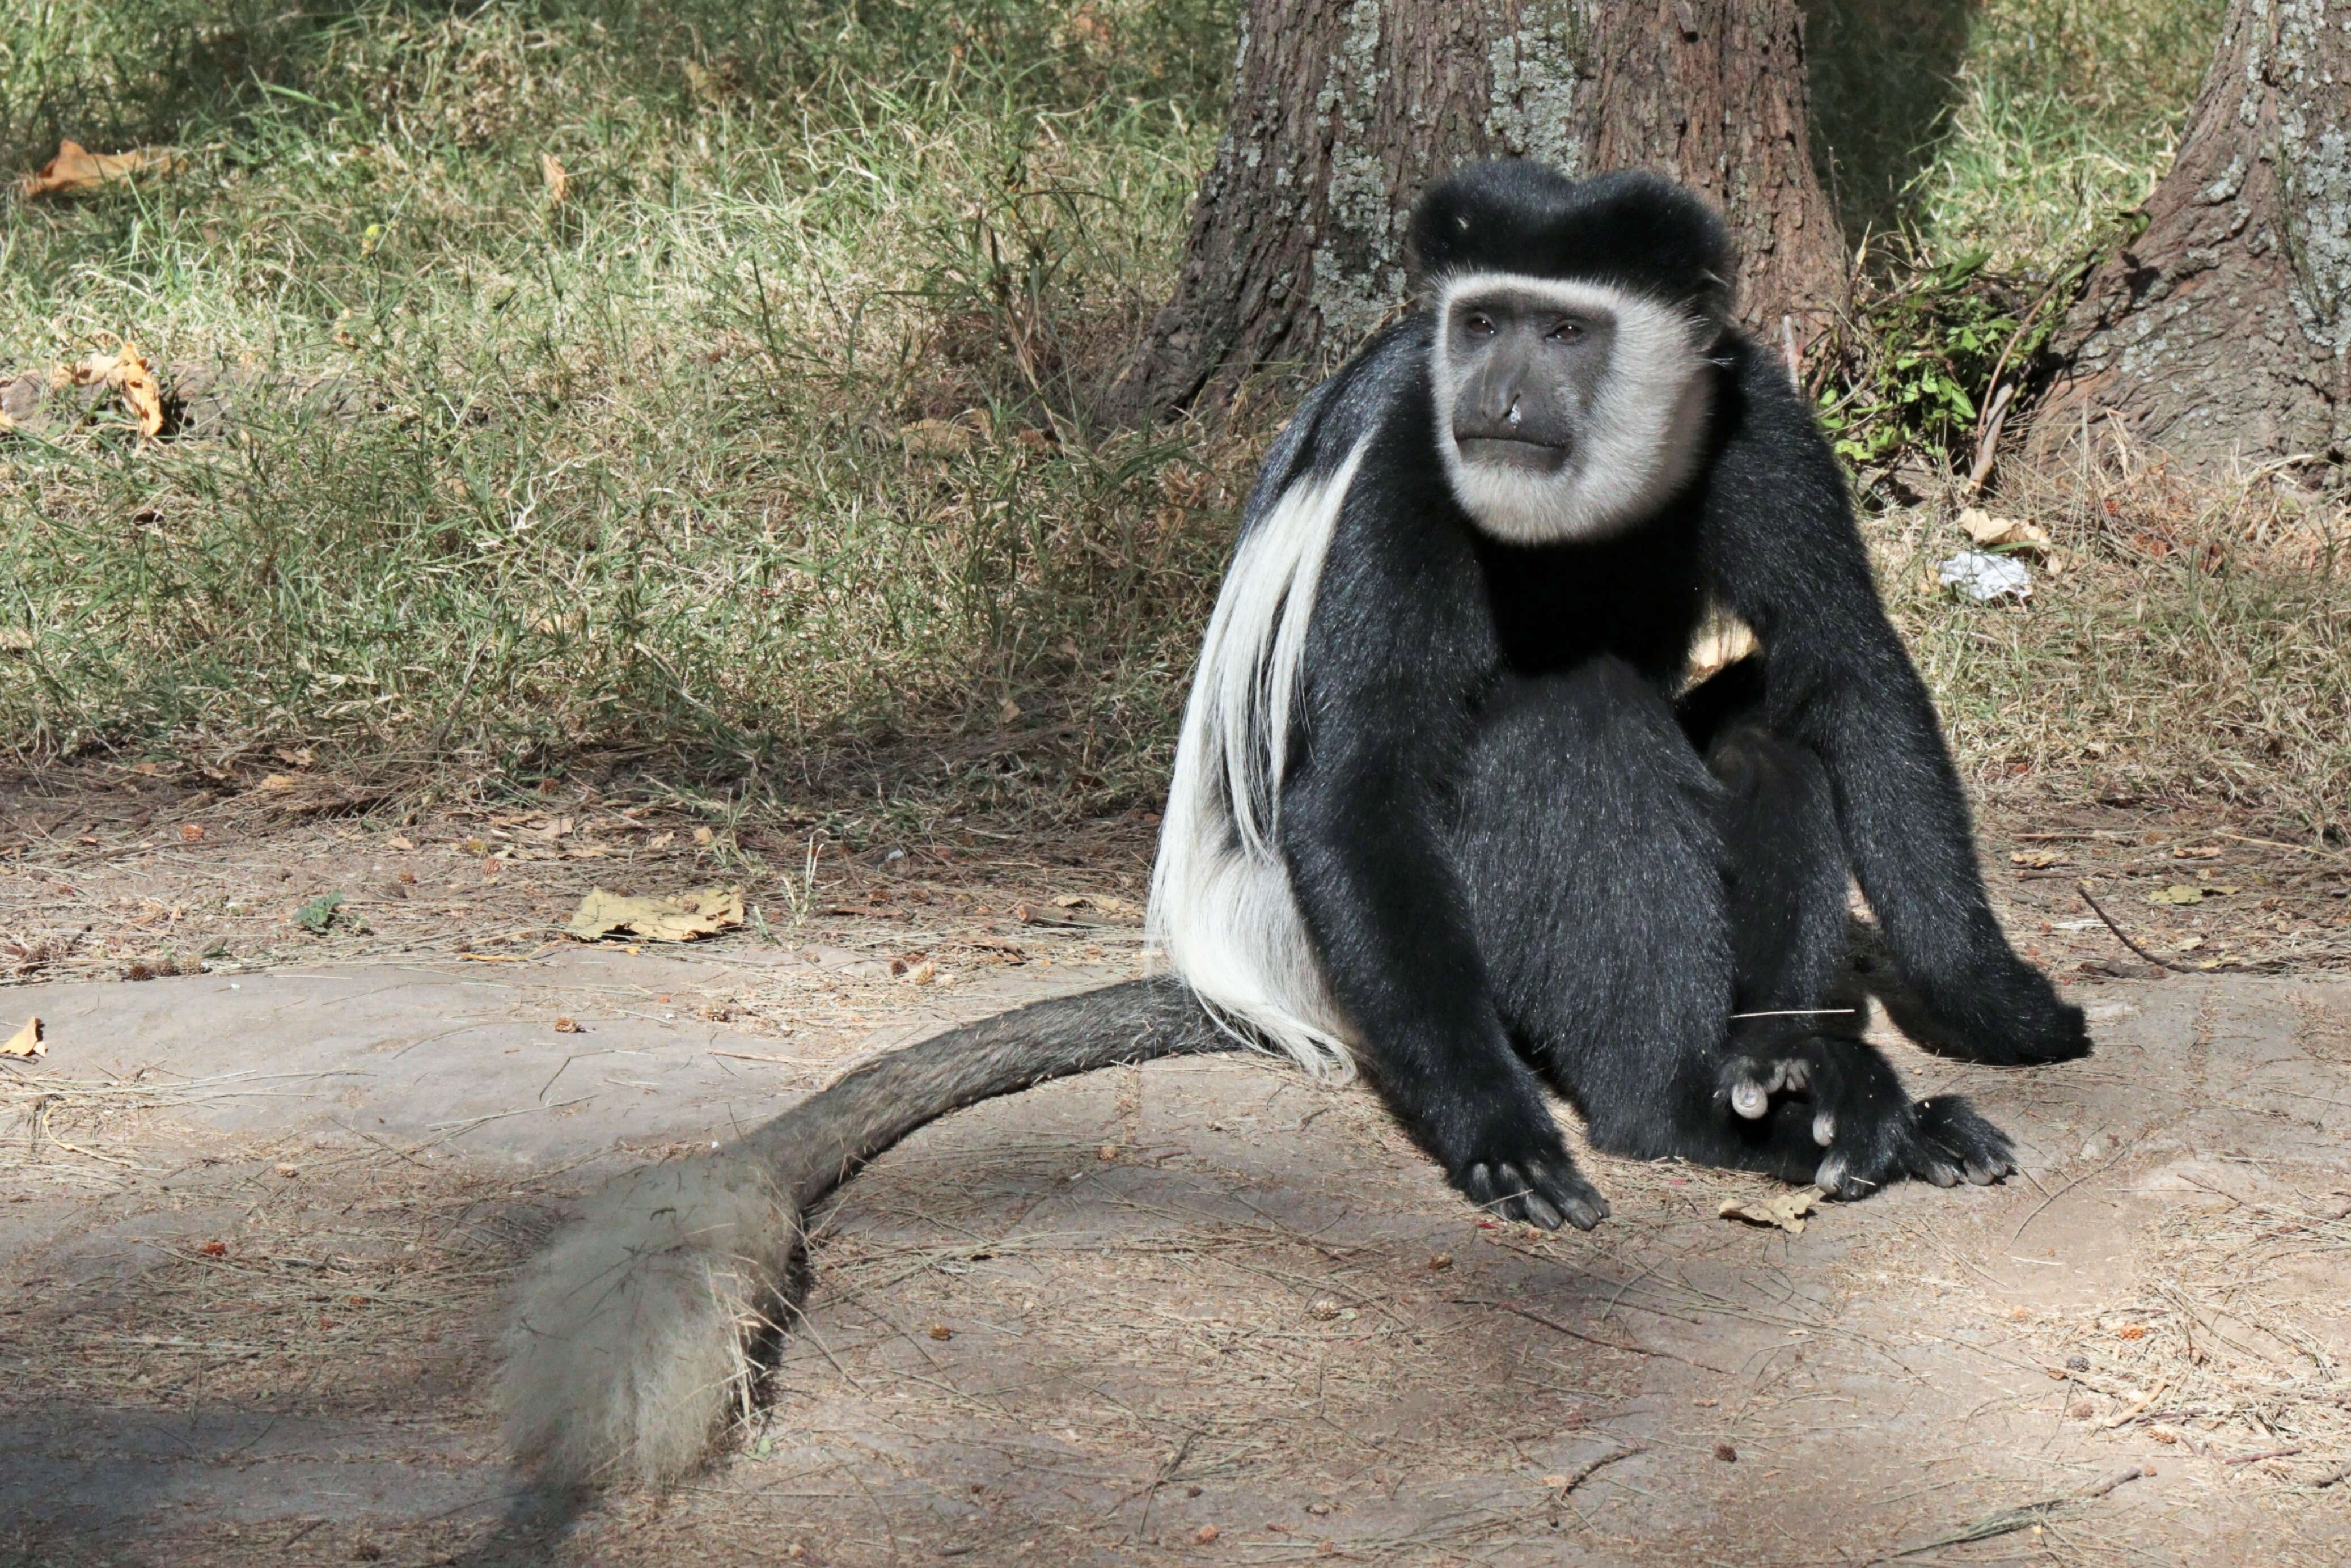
[2222, 1445, 2301, 1466]
[1551, 1443, 1644, 1495]
[1878, 1465, 2149, 1559]
[1728, 1008, 1857, 1020]
[2095, 1377, 2167, 1428]
[2076, 881, 2196, 974]
[2312, 1461, 2351, 1489]
[2011, 1141, 2137, 1243]
[1780, 314, 1802, 390]
[1450, 1296, 1729, 1374]
[2213, 830, 2351, 864]
[1963, 382, 2016, 492]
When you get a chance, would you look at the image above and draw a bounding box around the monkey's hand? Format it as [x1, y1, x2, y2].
[1719, 1034, 2016, 1198]
[1906, 950, 2090, 1066]
[1441, 1108, 1611, 1231]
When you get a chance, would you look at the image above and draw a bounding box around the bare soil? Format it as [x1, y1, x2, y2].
[4, 762, 2350, 1567]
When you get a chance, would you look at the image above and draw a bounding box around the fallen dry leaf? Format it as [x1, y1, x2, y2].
[179, 822, 204, 843]
[19, 141, 182, 200]
[388, 835, 416, 851]
[900, 416, 978, 460]
[57, 343, 165, 438]
[540, 152, 568, 205]
[2011, 848, 2065, 868]
[1718, 1185, 1823, 1234]
[2, 1016, 44, 1059]
[259, 774, 297, 793]
[1957, 506, 2056, 558]
[553, 1016, 581, 1033]
[565, 885, 745, 943]
[2147, 885, 2204, 905]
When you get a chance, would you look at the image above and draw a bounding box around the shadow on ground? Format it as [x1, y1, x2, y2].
[5, 934, 2351, 1565]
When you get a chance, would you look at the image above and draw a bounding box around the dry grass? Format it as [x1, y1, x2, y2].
[2022, 1182, 2351, 1490]
[1871, 451, 2351, 842]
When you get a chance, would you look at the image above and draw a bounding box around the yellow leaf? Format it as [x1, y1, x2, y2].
[57, 344, 165, 438]
[900, 418, 975, 459]
[2, 1016, 44, 1059]
[19, 141, 182, 200]
[1719, 1185, 1823, 1234]
[2147, 885, 2203, 905]
[564, 885, 745, 943]
[540, 153, 568, 205]
[1957, 506, 2055, 557]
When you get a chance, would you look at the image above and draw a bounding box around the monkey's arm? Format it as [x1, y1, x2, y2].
[1278, 511, 1609, 1228]
[1701, 350, 2086, 1065]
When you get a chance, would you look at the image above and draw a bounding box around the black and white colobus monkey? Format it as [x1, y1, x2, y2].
[1146, 160, 2087, 1228]
[498, 163, 2086, 1489]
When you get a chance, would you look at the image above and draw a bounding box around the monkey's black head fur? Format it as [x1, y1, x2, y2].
[1409, 163, 1733, 319]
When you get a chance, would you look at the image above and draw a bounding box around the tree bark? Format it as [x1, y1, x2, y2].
[1103, 0, 1849, 425]
[2031, 0, 2351, 474]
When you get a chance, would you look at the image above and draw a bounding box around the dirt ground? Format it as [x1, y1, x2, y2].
[5, 762, 2351, 1566]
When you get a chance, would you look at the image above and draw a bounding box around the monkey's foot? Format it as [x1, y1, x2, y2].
[1718, 1036, 2015, 1199]
[1454, 1149, 1610, 1231]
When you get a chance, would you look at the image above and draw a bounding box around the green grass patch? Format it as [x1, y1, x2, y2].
[1, 0, 1240, 810]
[2, 0, 2336, 838]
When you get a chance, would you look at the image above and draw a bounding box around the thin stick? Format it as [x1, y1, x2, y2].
[2213, 830, 2351, 864]
[1964, 381, 2016, 492]
[2076, 881, 2196, 974]
[1451, 1296, 1729, 1375]
[1879, 1465, 2148, 1559]
[1551, 1443, 1644, 1495]
[1728, 1008, 1857, 1020]
[2222, 1445, 2301, 1465]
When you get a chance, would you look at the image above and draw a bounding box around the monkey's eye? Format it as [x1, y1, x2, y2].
[1546, 319, 1585, 343]
[1464, 312, 1496, 338]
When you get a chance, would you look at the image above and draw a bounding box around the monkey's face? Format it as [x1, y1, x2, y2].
[1431, 274, 1716, 545]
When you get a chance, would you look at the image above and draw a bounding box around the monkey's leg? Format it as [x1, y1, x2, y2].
[1696, 682, 2015, 1194]
[1460, 660, 2011, 1195]
[1452, 659, 1741, 1167]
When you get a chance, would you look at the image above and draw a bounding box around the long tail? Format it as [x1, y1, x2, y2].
[497, 974, 1222, 1489]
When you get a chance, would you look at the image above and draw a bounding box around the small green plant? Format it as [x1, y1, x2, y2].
[295, 891, 346, 934]
[1809, 249, 2073, 474]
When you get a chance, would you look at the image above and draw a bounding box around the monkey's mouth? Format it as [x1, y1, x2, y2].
[1454, 435, 1571, 475]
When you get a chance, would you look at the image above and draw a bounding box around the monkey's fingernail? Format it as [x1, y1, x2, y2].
[1926, 1163, 1960, 1187]
[1815, 1152, 1849, 1194]
[1731, 1081, 1769, 1119]
[1782, 1061, 1811, 1092]
[1523, 1194, 1564, 1229]
[1964, 1160, 2003, 1185]
[1812, 1111, 1836, 1147]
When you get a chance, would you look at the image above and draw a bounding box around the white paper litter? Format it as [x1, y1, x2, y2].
[1938, 550, 2032, 601]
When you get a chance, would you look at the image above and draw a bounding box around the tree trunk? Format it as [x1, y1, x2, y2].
[1103, 0, 1849, 425]
[2031, 0, 2351, 475]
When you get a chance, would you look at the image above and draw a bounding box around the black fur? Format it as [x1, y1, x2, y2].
[1255, 163, 2083, 1226]
[1411, 164, 1732, 320]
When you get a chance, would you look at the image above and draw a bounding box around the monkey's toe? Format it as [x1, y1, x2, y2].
[1461, 1156, 1609, 1231]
